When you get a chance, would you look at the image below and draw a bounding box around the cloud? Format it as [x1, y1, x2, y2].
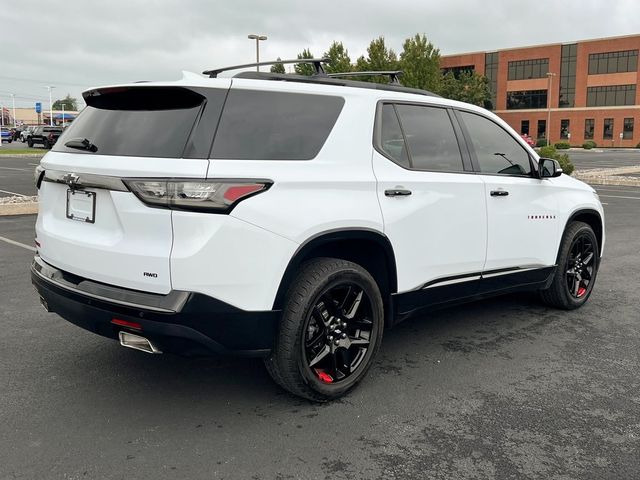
[1, 0, 638, 108]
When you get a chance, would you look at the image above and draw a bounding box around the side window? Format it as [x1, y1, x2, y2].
[379, 104, 409, 168]
[211, 90, 344, 160]
[459, 111, 532, 176]
[395, 104, 465, 172]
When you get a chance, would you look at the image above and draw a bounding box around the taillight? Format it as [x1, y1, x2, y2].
[123, 179, 271, 213]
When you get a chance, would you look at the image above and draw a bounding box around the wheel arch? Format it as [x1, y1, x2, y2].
[272, 228, 398, 317]
[564, 208, 604, 256]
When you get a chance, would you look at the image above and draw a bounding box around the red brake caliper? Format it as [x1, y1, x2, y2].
[577, 286, 587, 297]
[315, 369, 334, 383]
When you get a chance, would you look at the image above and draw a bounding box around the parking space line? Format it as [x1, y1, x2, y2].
[596, 188, 640, 194]
[0, 189, 27, 197]
[0, 235, 36, 252]
[598, 195, 640, 200]
[0, 166, 32, 172]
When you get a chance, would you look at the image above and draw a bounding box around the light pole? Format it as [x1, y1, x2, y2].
[10, 94, 16, 127]
[45, 85, 55, 126]
[247, 34, 267, 71]
[61, 104, 66, 127]
[546, 72, 556, 146]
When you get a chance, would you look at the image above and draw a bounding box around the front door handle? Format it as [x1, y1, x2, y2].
[490, 190, 509, 197]
[385, 189, 412, 197]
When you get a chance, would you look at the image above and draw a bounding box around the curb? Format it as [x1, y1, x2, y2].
[573, 165, 640, 187]
[0, 202, 39, 216]
[575, 175, 640, 187]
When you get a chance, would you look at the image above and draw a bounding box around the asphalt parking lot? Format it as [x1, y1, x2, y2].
[0, 185, 639, 479]
[568, 148, 640, 170]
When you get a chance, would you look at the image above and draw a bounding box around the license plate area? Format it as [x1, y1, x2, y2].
[66, 189, 96, 223]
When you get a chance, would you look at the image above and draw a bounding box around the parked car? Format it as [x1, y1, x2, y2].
[1, 127, 13, 143]
[521, 133, 535, 147]
[28, 126, 63, 149]
[31, 62, 605, 401]
[20, 126, 35, 143]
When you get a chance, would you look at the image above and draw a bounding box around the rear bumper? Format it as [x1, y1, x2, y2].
[31, 255, 279, 357]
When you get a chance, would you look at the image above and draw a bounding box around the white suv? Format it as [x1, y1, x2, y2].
[32, 61, 604, 401]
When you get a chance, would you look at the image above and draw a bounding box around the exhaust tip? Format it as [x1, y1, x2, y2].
[118, 331, 162, 354]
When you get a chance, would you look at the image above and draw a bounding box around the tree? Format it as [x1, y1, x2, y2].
[355, 37, 399, 83]
[52, 94, 78, 110]
[323, 41, 352, 74]
[399, 34, 441, 92]
[295, 48, 315, 76]
[270, 57, 286, 74]
[439, 70, 490, 107]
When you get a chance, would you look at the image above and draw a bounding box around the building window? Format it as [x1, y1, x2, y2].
[603, 118, 614, 140]
[559, 43, 577, 108]
[537, 119, 546, 139]
[506, 90, 548, 109]
[442, 65, 475, 79]
[623, 118, 634, 140]
[507, 58, 549, 80]
[588, 50, 639, 75]
[560, 120, 570, 139]
[587, 85, 636, 107]
[484, 52, 498, 110]
[520, 120, 530, 135]
[584, 119, 595, 140]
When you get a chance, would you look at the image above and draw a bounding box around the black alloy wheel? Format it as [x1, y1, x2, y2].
[540, 221, 599, 309]
[303, 283, 375, 384]
[265, 258, 384, 401]
[565, 233, 596, 299]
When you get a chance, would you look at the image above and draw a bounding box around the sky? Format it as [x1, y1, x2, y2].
[1, 0, 639, 110]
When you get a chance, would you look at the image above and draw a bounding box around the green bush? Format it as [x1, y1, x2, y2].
[554, 141, 571, 150]
[535, 138, 547, 147]
[582, 140, 597, 149]
[636, 142, 640, 148]
[538, 145, 575, 176]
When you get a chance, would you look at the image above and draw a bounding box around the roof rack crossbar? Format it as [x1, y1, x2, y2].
[327, 71, 404, 85]
[203, 58, 330, 78]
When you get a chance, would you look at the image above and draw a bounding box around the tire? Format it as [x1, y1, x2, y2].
[265, 258, 385, 401]
[27, 138, 33, 148]
[43, 140, 50, 149]
[540, 221, 599, 310]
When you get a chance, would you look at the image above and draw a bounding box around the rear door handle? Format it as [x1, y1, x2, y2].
[385, 189, 412, 197]
[490, 190, 509, 197]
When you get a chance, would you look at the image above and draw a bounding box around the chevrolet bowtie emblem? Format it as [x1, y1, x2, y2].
[62, 173, 80, 191]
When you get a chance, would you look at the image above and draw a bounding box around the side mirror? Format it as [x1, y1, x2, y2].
[539, 157, 563, 178]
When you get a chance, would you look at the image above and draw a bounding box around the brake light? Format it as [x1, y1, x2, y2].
[123, 179, 271, 213]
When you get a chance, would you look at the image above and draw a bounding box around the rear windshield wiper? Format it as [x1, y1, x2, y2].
[65, 138, 98, 153]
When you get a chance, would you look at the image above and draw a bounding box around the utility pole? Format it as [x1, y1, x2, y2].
[61, 104, 65, 127]
[45, 86, 55, 126]
[10, 94, 16, 127]
[247, 34, 268, 71]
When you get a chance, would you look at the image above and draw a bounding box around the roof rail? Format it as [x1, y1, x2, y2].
[233, 71, 440, 98]
[203, 58, 330, 78]
[327, 71, 404, 85]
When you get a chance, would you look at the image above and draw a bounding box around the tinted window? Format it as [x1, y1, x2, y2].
[378, 104, 409, 167]
[394, 104, 464, 172]
[211, 90, 344, 160]
[53, 87, 205, 158]
[460, 111, 532, 176]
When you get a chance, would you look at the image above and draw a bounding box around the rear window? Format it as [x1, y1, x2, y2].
[211, 90, 345, 160]
[53, 87, 205, 158]
[43, 127, 62, 133]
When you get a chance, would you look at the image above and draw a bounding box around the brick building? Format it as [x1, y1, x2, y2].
[441, 34, 640, 147]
